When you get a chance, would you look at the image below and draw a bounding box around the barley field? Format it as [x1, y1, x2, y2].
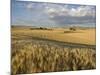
[11, 26, 96, 75]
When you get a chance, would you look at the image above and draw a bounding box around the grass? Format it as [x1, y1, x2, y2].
[11, 26, 96, 75]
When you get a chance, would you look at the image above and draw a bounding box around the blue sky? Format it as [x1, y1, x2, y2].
[11, 0, 96, 27]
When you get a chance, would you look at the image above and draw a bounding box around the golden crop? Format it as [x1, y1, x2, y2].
[11, 39, 96, 75]
[11, 27, 96, 75]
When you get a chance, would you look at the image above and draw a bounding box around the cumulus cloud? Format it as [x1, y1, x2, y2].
[44, 4, 95, 25]
[70, 6, 95, 17]
[26, 3, 96, 26]
[12, 1, 96, 27]
[45, 5, 95, 17]
[27, 3, 33, 9]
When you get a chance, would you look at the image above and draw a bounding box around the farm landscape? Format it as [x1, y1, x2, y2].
[11, 26, 96, 74]
[11, 0, 96, 75]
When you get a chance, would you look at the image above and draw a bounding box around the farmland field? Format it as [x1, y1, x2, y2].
[11, 26, 96, 75]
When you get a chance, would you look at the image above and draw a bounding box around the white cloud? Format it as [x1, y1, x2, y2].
[26, 3, 34, 9]
[73, 6, 95, 16]
[44, 4, 95, 25]
[45, 5, 95, 18]
[47, 8, 56, 13]
[45, 5, 69, 18]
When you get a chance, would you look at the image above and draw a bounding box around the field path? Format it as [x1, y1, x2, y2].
[12, 34, 96, 49]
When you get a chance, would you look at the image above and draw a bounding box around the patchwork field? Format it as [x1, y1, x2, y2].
[11, 26, 96, 75]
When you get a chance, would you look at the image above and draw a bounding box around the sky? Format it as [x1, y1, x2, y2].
[11, 0, 96, 27]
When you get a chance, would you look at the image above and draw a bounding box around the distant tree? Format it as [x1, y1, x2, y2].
[40, 27, 43, 29]
[69, 27, 76, 31]
[39, 27, 49, 30]
[11, 26, 15, 28]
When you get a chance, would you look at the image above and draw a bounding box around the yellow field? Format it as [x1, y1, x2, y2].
[12, 27, 95, 45]
[11, 26, 96, 75]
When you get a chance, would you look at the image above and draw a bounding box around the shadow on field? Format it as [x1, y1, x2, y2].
[12, 34, 96, 49]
